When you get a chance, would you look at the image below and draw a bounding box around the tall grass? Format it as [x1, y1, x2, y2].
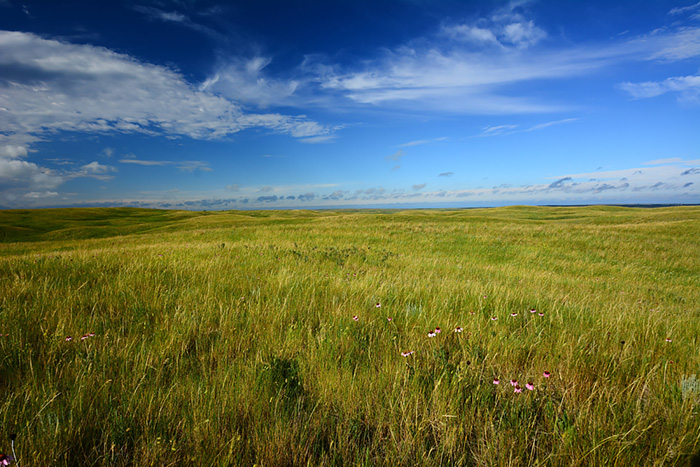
[0, 206, 699, 465]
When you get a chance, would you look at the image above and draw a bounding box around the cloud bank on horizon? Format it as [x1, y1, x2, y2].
[0, 0, 698, 209]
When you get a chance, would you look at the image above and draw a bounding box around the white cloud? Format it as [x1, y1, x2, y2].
[74, 161, 118, 180]
[398, 137, 447, 147]
[0, 30, 332, 145]
[479, 118, 577, 137]
[525, 118, 579, 131]
[119, 158, 211, 172]
[481, 124, 519, 135]
[0, 158, 64, 203]
[133, 6, 222, 39]
[669, 1, 700, 19]
[643, 157, 686, 165]
[0, 30, 335, 203]
[200, 57, 300, 108]
[440, 5, 546, 50]
[311, 7, 700, 115]
[441, 25, 500, 45]
[119, 159, 168, 166]
[618, 74, 700, 100]
[299, 135, 337, 144]
[502, 20, 546, 48]
[551, 160, 700, 185]
[643, 27, 700, 61]
[0, 145, 28, 159]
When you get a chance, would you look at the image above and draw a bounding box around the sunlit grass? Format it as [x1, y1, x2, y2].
[0, 205, 699, 465]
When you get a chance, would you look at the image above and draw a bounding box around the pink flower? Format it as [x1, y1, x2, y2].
[81, 334, 89, 340]
[529, 308, 537, 314]
[352, 315, 359, 322]
[434, 327, 441, 334]
[469, 311, 475, 315]
[526, 382, 534, 391]
[0, 454, 14, 465]
[387, 317, 393, 322]
[428, 331, 437, 338]
[510, 312, 517, 317]
[510, 379, 518, 387]
[491, 317, 497, 321]
[65, 336, 72, 342]
[538, 312, 544, 316]
[401, 350, 414, 357]
[454, 327, 463, 333]
[493, 378, 500, 385]
[514, 385, 522, 394]
[665, 337, 672, 343]
[543, 371, 551, 378]
[375, 302, 381, 308]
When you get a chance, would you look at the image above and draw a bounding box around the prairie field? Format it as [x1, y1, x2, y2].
[0, 205, 699, 466]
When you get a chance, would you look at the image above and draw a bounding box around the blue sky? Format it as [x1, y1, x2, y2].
[0, 0, 698, 210]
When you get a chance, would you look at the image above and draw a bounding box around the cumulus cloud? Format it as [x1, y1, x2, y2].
[0, 145, 28, 159]
[324, 190, 345, 200]
[0, 158, 64, 203]
[0, 30, 336, 204]
[0, 30, 332, 144]
[440, 5, 547, 49]
[74, 161, 118, 180]
[298, 192, 316, 201]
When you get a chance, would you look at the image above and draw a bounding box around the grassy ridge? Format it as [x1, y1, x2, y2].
[0, 206, 699, 466]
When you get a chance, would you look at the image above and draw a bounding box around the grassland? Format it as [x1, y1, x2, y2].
[0, 205, 699, 466]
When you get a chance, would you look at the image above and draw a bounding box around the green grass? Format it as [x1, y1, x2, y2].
[0, 205, 699, 466]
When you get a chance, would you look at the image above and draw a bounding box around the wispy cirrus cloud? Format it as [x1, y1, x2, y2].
[312, 4, 700, 115]
[398, 137, 447, 147]
[200, 56, 301, 108]
[133, 5, 224, 39]
[618, 75, 700, 102]
[478, 118, 578, 136]
[670, 1, 700, 17]
[119, 157, 212, 172]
